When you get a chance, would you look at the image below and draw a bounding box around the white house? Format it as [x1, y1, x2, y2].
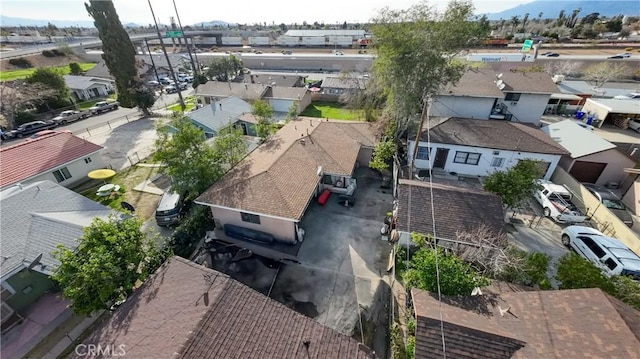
[408, 117, 567, 180]
[432, 68, 560, 125]
[0, 131, 105, 189]
[63, 75, 113, 101]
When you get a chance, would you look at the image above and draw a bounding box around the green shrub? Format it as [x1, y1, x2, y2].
[69, 62, 83, 75]
[170, 205, 215, 258]
[42, 50, 56, 57]
[8, 57, 33, 68]
[499, 248, 551, 289]
[15, 111, 34, 125]
[51, 49, 66, 56]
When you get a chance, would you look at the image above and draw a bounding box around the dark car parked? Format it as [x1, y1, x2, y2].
[582, 183, 634, 227]
[5, 120, 57, 139]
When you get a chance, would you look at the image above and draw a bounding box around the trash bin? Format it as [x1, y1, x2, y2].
[574, 111, 585, 120]
[586, 115, 594, 125]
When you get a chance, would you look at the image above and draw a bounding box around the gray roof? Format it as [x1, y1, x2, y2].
[284, 29, 365, 37]
[195, 81, 267, 101]
[63, 75, 113, 90]
[263, 86, 308, 100]
[0, 181, 112, 280]
[237, 74, 303, 87]
[440, 68, 559, 97]
[541, 120, 617, 158]
[187, 96, 252, 133]
[322, 77, 366, 90]
[84, 60, 113, 79]
[557, 80, 640, 98]
[584, 98, 640, 115]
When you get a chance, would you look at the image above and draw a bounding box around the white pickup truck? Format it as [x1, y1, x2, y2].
[534, 180, 587, 224]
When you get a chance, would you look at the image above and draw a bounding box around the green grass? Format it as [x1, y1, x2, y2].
[77, 93, 117, 110]
[0, 63, 96, 82]
[300, 101, 364, 121]
[166, 96, 195, 112]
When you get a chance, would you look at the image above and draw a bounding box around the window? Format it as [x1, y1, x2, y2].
[580, 237, 606, 258]
[491, 157, 505, 167]
[505, 93, 521, 102]
[84, 157, 92, 164]
[416, 146, 430, 160]
[604, 258, 618, 271]
[453, 151, 480, 165]
[52, 167, 72, 183]
[241, 212, 261, 224]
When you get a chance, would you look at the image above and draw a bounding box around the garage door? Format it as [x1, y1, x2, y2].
[570, 161, 607, 183]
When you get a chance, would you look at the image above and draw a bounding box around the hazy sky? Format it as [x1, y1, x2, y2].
[1, 0, 533, 25]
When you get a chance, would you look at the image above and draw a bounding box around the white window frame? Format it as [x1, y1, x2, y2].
[491, 157, 505, 167]
[453, 151, 481, 165]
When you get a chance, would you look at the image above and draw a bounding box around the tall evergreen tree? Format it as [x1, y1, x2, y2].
[85, 0, 138, 107]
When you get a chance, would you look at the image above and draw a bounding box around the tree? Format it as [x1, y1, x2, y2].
[154, 116, 224, 200]
[543, 60, 583, 77]
[584, 62, 629, 88]
[212, 127, 247, 169]
[52, 215, 166, 315]
[498, 248, 552, 289]
[371, 0, 485, 141]
[610, 275, 640, 311]
[555, 253, 614, 292]
[581, 12, 600, 25]
[483, 159, 542, 208]
[131, 85, 156, 115]
[510, 15, 520, 33]
[521, 13, 530, 32]
[537, 12, 544, 21]
[26, 67, 68, 97]
[369, 139, 396, 172]
[251, 100, 275, 138]
[404, 247, 490, 296]
[85, 0, 139, 108]
[0, 81, 57, 129]
[565, 7, 582, 28]
[69, 62, 83, 75]
[286, 102, 298, 121]
[206, 55, 243, 82]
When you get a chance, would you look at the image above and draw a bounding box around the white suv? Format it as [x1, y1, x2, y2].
[561, 226, 640, 280]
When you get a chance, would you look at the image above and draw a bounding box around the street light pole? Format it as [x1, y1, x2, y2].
[172, 0, 198, 76]
[147, 0, 185, 110]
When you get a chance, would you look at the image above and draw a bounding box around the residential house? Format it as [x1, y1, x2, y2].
[63, 75, 114, 101]
[195, 81, 267, 104]
[320, 76, 366, 101]
[195, 118, 376, 253]
[72, 256, 377, 359]
[261, 86, 311, 113]
[237, 73, 304, 88]
[84, 58, 156, 81]
[408, 118, 567, 180]
[432, 68, 560, 124]
[0, 131, 104, 189]
[186, 96, 255, 137]
[542, 120, 636, 185]
[412, 284, 640, 358]
[1, 181, 112, 358]
[580, 98, 640, 128]
[555, 79, 640, 100]
[395, 179, 505, 244]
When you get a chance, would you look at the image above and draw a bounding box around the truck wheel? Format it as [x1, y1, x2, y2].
[543, 207, 551, 217]
[61, 120, 67, 125]
[16, 133, 23, 138]
[561, 234, 570, 247]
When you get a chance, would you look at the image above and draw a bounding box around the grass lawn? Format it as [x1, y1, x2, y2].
[0, 63, 96, 82]
[77, 94, 117, 110]
[166, 95, 195, 112]
[300, 101, 364, 121]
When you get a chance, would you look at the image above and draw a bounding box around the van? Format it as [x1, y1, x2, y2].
[561, 226, 640, 280]
[155, 190, 184, 227]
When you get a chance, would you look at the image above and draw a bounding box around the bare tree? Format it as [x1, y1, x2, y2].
[584, 62, 629, 88]
[543, 60, 583, 78]
[0, 81, 57, 129]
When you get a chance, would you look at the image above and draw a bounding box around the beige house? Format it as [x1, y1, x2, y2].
[542, 120, 636, 186]
[622, 168, 640, 215]
[195, 118, 377, 258]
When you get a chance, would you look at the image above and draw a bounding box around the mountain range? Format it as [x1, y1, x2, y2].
[486, 0, 640, 20]
[1, 15, 230, 29]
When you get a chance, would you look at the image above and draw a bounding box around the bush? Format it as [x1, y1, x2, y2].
[42, 50, 55, 57]
[51, 48, 66, 56]
[170, 205, 215, 258]
[69, 62, 83, 75]
[556, 253, 614, 293]
[15, 111, 34, 125]
[8, 57, 33, 68]
[499, 248, 551, 289]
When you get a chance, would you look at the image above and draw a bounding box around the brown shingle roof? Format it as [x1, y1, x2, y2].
[0, 132, 103, 188]
[194, 81, 267, 101]
[196, 118, 377, 220]
[415, 117, 568, 155]
[74, 257, 375, 359]
[412, 287, 640, 358]
[440, 68, 559, 97]
[396, 179, 505, 240]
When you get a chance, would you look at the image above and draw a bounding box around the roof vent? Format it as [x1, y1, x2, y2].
[300, 138, 306, 145]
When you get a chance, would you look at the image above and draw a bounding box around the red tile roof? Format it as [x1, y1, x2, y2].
[73, 257, 376, 359]
[412, 286, 640, 358]
[0, 132, 102, 187]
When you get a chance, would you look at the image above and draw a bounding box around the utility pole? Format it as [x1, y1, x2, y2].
[172, 0, 198, 76]
[144, 38, 161, 83]
[148, 0, 185, 110]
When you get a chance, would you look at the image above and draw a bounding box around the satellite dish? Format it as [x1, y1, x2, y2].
[498, 83, 506, 90]
[496, 80, 504, 87]
[27, 253, 43, 270]
[497, 73, 503, 79]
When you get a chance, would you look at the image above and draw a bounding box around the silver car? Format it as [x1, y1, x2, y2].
[582, 183, 633, 227]
[155, 190, 184, 227]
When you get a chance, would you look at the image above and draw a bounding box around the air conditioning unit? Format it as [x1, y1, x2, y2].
[552, 75, 565, 83]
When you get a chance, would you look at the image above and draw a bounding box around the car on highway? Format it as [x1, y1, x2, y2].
[608, 55, 625, 59]
[282, 50, 293, 55]
[616, 52, 632, 58]
[582, 183, 634, 227]
[52, 110, 89, 125]
[561, 226, 640, 279]
[89, 100, 119, 115]
[613, 93, 640, 100]
[627, 118, 640, 132]
[544, 52, 560, 57]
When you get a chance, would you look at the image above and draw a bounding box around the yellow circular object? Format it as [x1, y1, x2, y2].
[87, 169, 117, 180]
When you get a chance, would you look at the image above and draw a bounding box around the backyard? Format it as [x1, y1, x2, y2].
[0, 63, 96, 82]
[166, 95, 196, 112]
[300, 101, 364, 121]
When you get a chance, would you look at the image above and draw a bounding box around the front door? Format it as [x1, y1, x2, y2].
[433, 148, 449, 169]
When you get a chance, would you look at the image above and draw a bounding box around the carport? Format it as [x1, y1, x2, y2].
[580, 98, 640, 128]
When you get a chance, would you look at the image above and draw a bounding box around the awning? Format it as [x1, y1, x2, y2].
[551, 93, 583, 101]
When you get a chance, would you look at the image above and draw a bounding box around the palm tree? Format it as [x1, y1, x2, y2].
[538, 12, 543, 22]
[521, 13, 530, 32]
[557, 10, 566, 26]
[510, 15, 520, 34]
[568, 8, 582, 28]
[500, 18, 506, 32]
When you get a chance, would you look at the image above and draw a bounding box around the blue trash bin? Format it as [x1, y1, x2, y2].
[586, 115, 594, 125]
[574, 111, 585, 120]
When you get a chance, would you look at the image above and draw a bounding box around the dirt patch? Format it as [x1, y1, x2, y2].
[115, 166, 164, 220]
[1, 53, 89, 72]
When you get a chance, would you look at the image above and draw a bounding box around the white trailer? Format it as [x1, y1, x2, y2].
[221, 36, 243, 45]
[466, 53, 535, 63]
[276, 36, 300, 46]
[248, 36, 270, 46]
[327, 36, 353, 47]
[301, 36, 326, 46]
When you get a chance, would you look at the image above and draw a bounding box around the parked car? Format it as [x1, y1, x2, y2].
[613, 93, 640, 100]
[177, 82, 189, 91]
[627, 118, 640, 132]
[159, 78, 175, 86]
[155, 190, 184, 227]
[52, 110, 89, 125]
[608, 55, 625, 59]
[561, 226, 640, 279]
[582, 183, 634, 227]
[534, 180, 587, 223]
[7, 120, 57, 138]
[89, 101, 119, 115]
[27, 129, 71, 140]
[164, 85, 178, 94]
[147, 80, 162, 89]
[282, 50, 293, 55]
